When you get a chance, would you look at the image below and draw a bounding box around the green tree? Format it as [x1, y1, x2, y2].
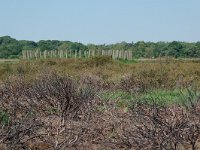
[167, 41, 183, 58]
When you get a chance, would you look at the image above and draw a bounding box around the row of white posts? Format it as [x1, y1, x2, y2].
[22, 49, 133, 60]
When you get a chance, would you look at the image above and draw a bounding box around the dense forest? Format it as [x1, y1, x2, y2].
[0, 36, 200, 59]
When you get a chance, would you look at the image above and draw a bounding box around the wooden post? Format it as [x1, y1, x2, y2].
[23, 51, 25, 59]
[97, 49, 100, 56]
[65, 50, 68, 58]
[49, 50, 53, 58]
[112, 50, 115, 60]
[28, 50, 31, 60]
[92, 50, 95, 57]
[70, 49, 72, 58]
[120, 50, 123, 59]
[127, 51, 130, 60]
[22, 51, 25, 59]
[26, 51, 29, 60]
[88, 49, 91, 58]
[25, 50, 27, 59]
[108, 50, 111, 56]
[29, 51, 32, 59]
[59, 50, 63, 58]
[124, 51, 127, 60]
[128, 51, 132, 60]
[29, 50, 32, 60]
[116, 50, 118, 59]
[119, 50, 121, 59]
[58, 50, 60, 58]
[52, 50, 54, 58]
[84, 50, 87, 58]
[120, 50, 123, 60]
[75, 50, 77, 59]
[57, 50, 60, 58]
[62, 50, 64, 58]
[54, 50, 57, 58]
[105, 50, 108, 56]
[79, 50, 81, 58]
[103, 50, 105, 56]
[55, 50, 57, 58]
[46, 51, 49, 58]
[44, 50, 47, 59]
[28, 50, 30, 59]
[38, 51, 41, 59]
[48, 51, 51, 58]
[34, 50, 37, 60]
[116, 50, 118, 60]
[26, 51, 28, 60]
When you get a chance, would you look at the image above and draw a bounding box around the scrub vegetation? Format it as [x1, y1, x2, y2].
[0, 57, 200, 149]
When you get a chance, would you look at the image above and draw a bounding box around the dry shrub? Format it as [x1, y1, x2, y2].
[119, 68, 171, 93]
[80, 73, 105, 90]
[26, 72, 95, 120]
[0, 72, 96, 149]
[119, 99, 200, 150]
[0, 71, 200, 150]
[85, 56, 113, 67]
[80, 73, 115, 91]
[0, 59, 199, 91]
[119, 65, 198, 93]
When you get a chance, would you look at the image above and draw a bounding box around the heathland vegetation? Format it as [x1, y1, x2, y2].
[0, 56, 200, 149]
[0, 36, 200, 149]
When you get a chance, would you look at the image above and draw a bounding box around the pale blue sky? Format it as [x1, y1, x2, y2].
[0, 0, 200, 44]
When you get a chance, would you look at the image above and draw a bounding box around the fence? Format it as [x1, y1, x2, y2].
[22, 49, 133, 60]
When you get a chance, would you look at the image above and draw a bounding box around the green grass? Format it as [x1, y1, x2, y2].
[141, 89, 185, 105]
[140, 88, 200, 106]
[99, 90, 133, 108]
[99, 88, 200, 108]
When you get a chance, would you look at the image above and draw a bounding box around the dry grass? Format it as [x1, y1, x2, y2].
[0, 57, 199, 88]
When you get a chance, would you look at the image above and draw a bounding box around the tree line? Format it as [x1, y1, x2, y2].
[0, 36, 200, 59]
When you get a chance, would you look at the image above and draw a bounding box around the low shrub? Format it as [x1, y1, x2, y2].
[85, 56, 113, 67]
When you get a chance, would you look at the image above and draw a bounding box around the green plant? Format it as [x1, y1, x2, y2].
[45, 107, 58, 115]
[179, 88, 200, 109]
[140, 89, 184, 105]
[99, 90, 133, 108]
[0, 110, 10, 125]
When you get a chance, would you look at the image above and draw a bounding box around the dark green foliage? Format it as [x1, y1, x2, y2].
[0, 36, 200, 58]
[37, 40, 61, 51]
[0, 36, 22, 58]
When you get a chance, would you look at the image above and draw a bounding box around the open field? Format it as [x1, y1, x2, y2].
[0, 57, 200, 149]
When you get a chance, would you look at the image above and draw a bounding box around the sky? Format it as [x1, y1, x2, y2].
[0, 0, 200, 44]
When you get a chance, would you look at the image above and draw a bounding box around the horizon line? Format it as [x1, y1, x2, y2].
[1, 35, 200, 45]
